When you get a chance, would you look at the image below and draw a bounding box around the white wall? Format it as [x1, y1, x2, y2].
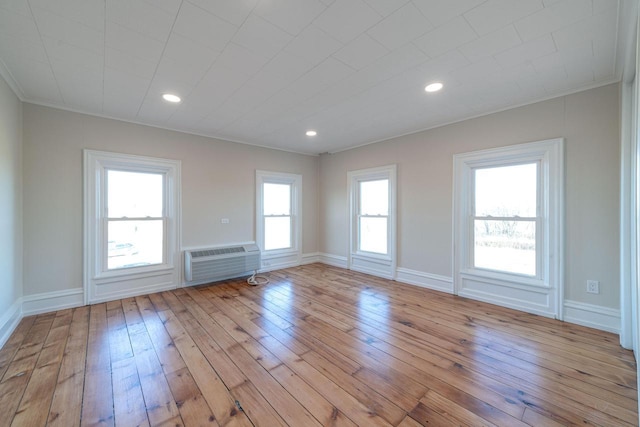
[0, 73, 23, 342]
[22, 104, 319, 296]
[320, 83, 621, 311]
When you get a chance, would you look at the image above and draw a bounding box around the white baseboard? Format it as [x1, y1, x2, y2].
[301, 252, 321, 264]
[22, 288, 84, 316]
[0, 298, 23, 348]
[318, 253, 348, 268]
[396, 268, 454, 293]
[563, 300, 620, 333]
[260, 260, 301, 273]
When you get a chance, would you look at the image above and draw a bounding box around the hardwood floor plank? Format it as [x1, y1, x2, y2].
[156, 305, 252, 427]
[420, 389, 499, 427]
[0, 264, 635, 426]
[11, 310, 72, 427]
[121, 298, 182, 426]
[48, 306, 90, 427]
[165, 367, 219, 426]
[160, 291, 249, 390]
[0, 314, 53, 425]
[230, 381, 288, 427]
[0, 316, 36, 380]
[135, 295, 187, 376]
[302, 350, 408, 423]
[269, 363, 358, 427]
[111, 357, 149, 427]
[81, 304, 115, 427]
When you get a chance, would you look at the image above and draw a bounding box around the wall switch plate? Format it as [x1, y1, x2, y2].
[586, 280, 600, 294]
[221, 218, 229, 224]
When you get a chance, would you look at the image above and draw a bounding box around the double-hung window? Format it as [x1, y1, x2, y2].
[84, 150, 181, 304]
[348, 165, 397, 278]
[256, 171, 302, 268]
[454, 139, 563, 318]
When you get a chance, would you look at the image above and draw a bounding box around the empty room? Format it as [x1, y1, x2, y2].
[1, 0, 640, 425]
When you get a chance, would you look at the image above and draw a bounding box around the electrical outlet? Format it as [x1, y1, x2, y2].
[586, 280, 600, 294]
[221, 218, 229, 224]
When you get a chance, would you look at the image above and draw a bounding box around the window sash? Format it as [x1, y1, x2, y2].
[470, 160, 543, 278]
[355, 178, 391, 255]
[357, 214, 389, 255]
[103, 168, 168, 273]
[471, 216, 540, 277]
[104, 218, 166, 271]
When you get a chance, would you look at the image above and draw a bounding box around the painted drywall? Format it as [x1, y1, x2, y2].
[22, 104, 319, 296]
[320, 83, 621, 309]
[0, 74, 22, 318]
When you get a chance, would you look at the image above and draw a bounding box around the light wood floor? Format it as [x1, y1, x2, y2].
[0, 264, 637, 427]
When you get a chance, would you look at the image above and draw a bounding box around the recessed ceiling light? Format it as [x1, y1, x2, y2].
[424, 82, 444, 93]
[162, 93, 181, 103]
[306, 130, 317, 137]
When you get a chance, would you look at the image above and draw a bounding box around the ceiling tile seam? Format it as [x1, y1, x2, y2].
[183, 0, 245, 29]
[135, 0, 187, 118]
[212, 5, 460, 139]
[0, 57, 25, 101]
[25, 0, 65, 105]
[409, 0, 436, 29]
[175, 1, 415, 134]
[327, 76, 620, 155]
[165, 1, 266, 125]
[195, 28, 353, 134]
[255, 2, 329, 38]
[255, 48, 450, 143]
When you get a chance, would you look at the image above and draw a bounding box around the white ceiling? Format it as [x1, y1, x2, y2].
[0, 0, 634, 155]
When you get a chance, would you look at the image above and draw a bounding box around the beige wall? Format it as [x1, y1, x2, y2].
[22, 104, 319, 295]
[320, 83, 621, 309]
[0, 74, 22, 316]
[20, 83, 622, 311]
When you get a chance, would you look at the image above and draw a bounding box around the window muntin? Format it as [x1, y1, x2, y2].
[105, 170, 166, 270]
[471, 162, 540, 277]
[357, 179, 389, 255]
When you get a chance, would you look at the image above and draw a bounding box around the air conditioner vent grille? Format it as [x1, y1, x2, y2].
[184, 244, 260, 283]
[191, 246, 245, 258]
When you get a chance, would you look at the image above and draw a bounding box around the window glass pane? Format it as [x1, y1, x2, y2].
[359, 217, 388, 254]
[473, 220, 535, 276]
[265, 217, 291, 250]
[264, 183, 291, 215]
[108, 170, 163, 217]
[360, 179, 388, 215]
[108, 220, 163, 269]
[474, 163, 537, 217]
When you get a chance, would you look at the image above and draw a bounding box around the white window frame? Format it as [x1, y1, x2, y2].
[84, 150, 181, 304]
[256, 170, 302, 269]
[453, 139, 564, 319]
[348, 165, 397, 279]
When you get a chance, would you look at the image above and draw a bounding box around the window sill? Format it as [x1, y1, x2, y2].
[94, 264, 174, 283]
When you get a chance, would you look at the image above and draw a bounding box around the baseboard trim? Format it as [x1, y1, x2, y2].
[563, 300, 620, 333]
[396, 268, 454, 293]
[22, 288, 84, 316]
[0, 298, 23, 348]
[318, 253, 348, 268]
[301, 252, 321, 264]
